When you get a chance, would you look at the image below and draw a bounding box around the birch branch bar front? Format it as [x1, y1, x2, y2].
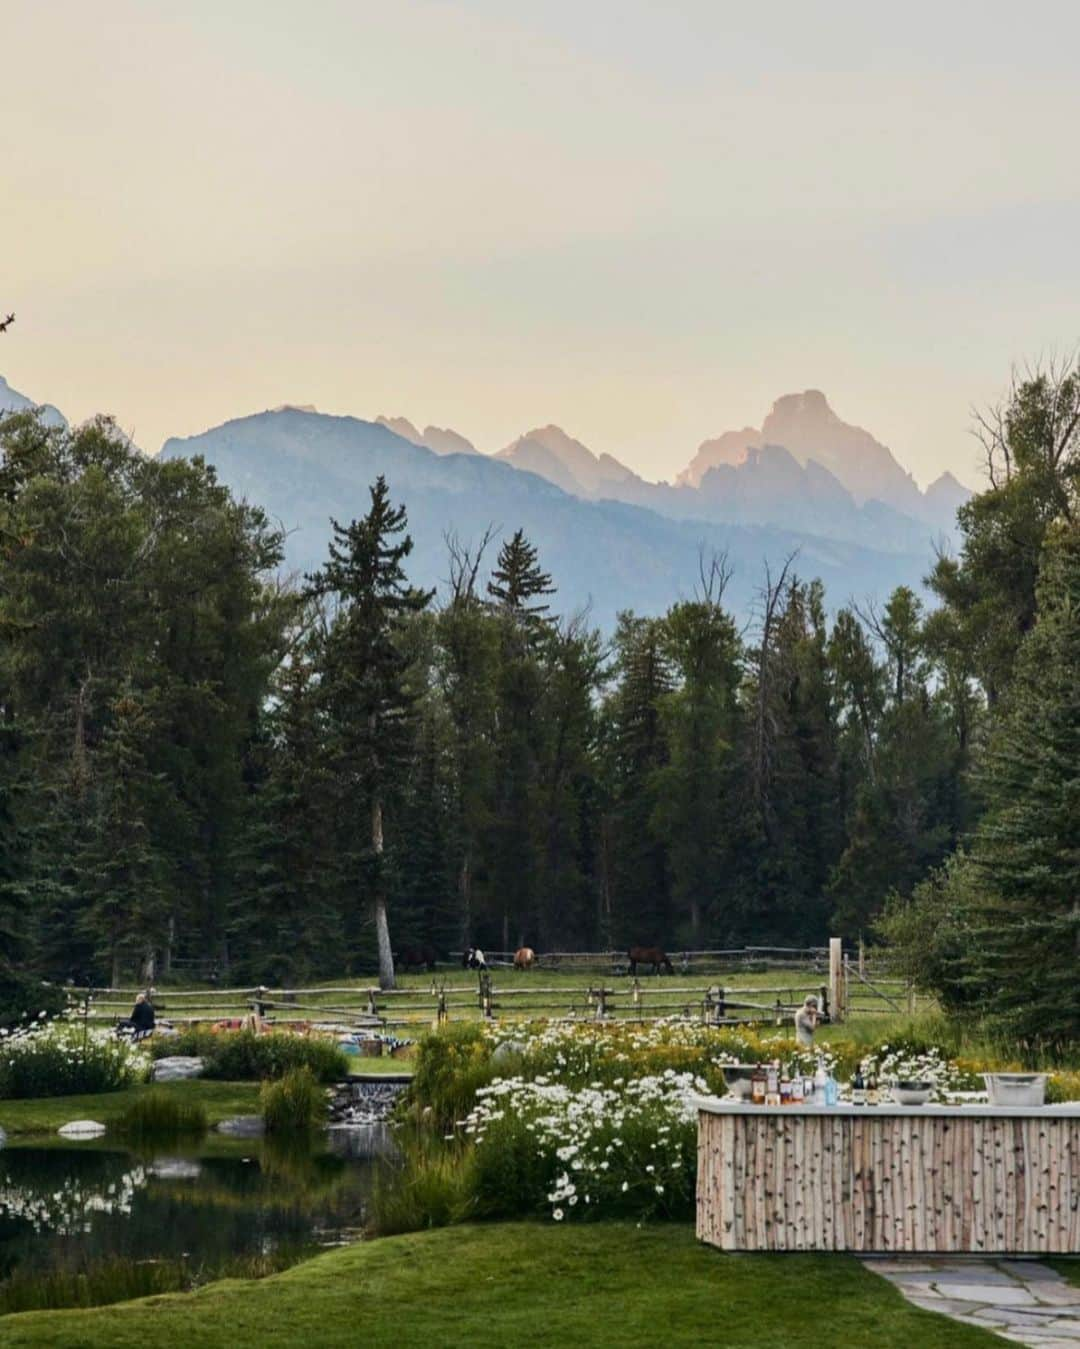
[693, 1099, 1080, 1254]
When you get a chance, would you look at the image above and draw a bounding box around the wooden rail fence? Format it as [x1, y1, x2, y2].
[61, 942, 922, 1034]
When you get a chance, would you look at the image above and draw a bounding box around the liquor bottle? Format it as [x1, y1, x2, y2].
[867, 1068, 879, 1107]
[813, 1063, 828, 1103]
[765, 1060, 780, 1107]
[780, 1075, 793, 1106]
[824, 1073, 838, 1107]
[851, 1064, 866, 1106]
[751, 1063, 766, 1105]
[791, 1074, 804, 1105]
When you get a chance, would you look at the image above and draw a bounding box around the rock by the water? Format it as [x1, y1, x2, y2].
[328, 1079, 408, 1126]
[151, 1056, 205, 1082]
[58, 1119, 107, 1138]
[215, 1115, 266, 1138]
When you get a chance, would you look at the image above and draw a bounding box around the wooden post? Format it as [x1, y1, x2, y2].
[906, 980, 916, 1016]
[366, 988, 378, 1017]
[858, 938, 865, 979]
[829, 938, 845, 1023]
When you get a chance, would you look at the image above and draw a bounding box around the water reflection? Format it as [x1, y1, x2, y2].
[0, 1129, 391, 1312]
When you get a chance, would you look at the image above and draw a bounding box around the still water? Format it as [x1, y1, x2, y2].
[0, 1130, 388, 1314]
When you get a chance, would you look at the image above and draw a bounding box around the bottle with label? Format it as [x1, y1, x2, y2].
[867, 1068, 879, 1107]
[780, 1075, 793, 1106]
[824, 1073, 839, 1107]
[851, 1064, 866, 1106]
[751, 1063, 766, 1105]
[791, 1074, 804, 1105]
[765, 1060, 780, 1107]
[813, 1063, 828, 1103]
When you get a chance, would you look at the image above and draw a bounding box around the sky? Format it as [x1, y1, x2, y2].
[4, 0, 1080, 488]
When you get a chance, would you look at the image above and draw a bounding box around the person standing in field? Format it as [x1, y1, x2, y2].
[794, 995, 819, 1047]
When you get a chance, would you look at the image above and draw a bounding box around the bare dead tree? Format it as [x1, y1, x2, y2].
[0, 313, 14, 334]
[695, 545, 733, 607]
[444, 524, 497, 605]
[752, 551, 797, 839]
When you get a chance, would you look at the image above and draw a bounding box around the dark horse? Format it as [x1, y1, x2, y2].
[396, 944, 438, 972]
[627, 945, 673, 976]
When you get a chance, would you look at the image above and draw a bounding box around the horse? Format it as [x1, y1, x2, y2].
[627, 945, 673, 976]
[513, 946, 535, 971]
[396, 944, 438, 972]
[463, 946, 487, 971]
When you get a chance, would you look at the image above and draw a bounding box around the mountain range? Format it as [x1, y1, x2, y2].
[2, 376, 971, 628]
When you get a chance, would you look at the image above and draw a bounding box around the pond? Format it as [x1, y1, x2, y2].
[0, 1128, 391, 1316]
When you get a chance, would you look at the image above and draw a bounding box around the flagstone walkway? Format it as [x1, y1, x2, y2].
[864, 1256, 1080, 1346]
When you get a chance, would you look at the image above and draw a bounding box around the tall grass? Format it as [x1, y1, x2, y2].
[260, 1066, 325, 1133]
[0, 1251, 299, 1316]
[109, 1090, 208, 1142]
[369, 1131, 477, 1236]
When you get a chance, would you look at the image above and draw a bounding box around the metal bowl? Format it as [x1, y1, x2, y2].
[721, 1065, 759, 1099]
[891, 1081, 932, 1105]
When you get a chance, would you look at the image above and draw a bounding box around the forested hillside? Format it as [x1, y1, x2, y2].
[0, 360, 1076, 1035]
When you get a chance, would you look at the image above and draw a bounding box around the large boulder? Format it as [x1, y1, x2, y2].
[215, 1115, 265, 1138]
[151, 1056, 205, 1082]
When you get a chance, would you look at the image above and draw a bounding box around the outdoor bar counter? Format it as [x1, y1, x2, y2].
[693, 1098, 1080, 1255]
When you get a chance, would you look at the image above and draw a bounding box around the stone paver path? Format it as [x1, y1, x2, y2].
[864, 1256, 1080, 1346]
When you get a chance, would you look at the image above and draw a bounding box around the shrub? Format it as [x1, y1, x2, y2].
[153, 1030, 347, 1083]
[110, 1090, 208, 1141]
[0, 1021, 147, 1099]
[408, 1024, 498, 1131]
[260, 1066, 324, 1133]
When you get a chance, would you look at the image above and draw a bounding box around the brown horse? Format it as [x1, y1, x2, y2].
[513, 946, 535, 970]
[627, 946, 673, 976]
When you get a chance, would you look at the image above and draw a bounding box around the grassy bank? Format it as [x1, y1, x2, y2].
[2, 1221, 1001, 1348]
[0, 1080, 261, 1137]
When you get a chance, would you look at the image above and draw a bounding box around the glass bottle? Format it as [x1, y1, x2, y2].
[867, 1068, 879, 1107]
[791, 1074, 804, 1105]
[765, 1060, 780, 1107]
[851, 1064, 866, 1106]
[751, 1063, 766, 1105]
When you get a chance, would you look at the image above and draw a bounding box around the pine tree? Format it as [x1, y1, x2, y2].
[949, 521, 1080, 1046]
[487, 529, 555, 629]
[308, 477, 433, 989]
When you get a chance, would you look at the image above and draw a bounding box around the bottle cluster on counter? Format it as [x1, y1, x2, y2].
[748, 1060, 882, 1106]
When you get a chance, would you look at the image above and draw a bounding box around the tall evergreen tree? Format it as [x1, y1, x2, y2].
[308, 477, 432, 989]
[944, 521, 1080, 1046]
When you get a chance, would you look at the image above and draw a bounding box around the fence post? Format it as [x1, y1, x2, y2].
[774, 998, 783, 1027]
[906, 980, 916, 1016]
[858, 938, 865, 979]
[819, 983, 829, 1022]
[594, 986, 607, 1021]
[366, 987, 378, 1017]
[479, 971, 493, 1019]
[829, 937, 845, 1023]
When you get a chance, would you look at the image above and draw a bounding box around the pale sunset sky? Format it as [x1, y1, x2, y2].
[4, 1, 1080, 486]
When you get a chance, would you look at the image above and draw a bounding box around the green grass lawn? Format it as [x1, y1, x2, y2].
[0, 1080, 261, 1137]
[0, 1221, 1002, 1348]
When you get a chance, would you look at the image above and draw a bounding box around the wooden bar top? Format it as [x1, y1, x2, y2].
[691, 1096, 1080, 1120]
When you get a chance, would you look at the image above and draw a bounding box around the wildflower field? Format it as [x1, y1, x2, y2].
[376, 1016, 1079, 1234]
